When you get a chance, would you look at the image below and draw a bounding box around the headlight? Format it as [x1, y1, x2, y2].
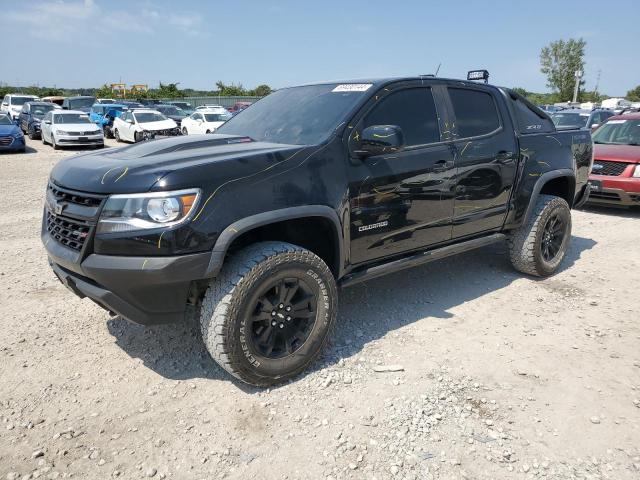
[56, 130, 71, 135]
[97, 189, 200, 234]
[634, 165, 640, 178]
[12, 132, 23, 138]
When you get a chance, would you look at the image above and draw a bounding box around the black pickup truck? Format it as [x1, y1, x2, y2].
[42, 75, 592, 385]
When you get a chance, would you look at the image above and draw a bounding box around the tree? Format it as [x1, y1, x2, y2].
[157, 82, 182, 99]
[627, 85, 640, 102]
[540, 38, 586, 101]
[250, 84, 272, 96]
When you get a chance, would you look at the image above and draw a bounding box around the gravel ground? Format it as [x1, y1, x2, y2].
[1, 138, 639, 480]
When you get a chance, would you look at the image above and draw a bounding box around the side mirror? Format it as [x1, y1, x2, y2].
[590, 124, 600, 132]
[44, 120, 51, 125]
[1, 102, 8, 107]
[354, 125, 405, 158]
[126, 118, 133, 124]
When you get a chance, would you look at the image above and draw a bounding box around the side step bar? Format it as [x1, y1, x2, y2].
[340, 233, 506, 288]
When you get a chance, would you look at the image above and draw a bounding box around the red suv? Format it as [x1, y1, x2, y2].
[588, 113, 640, 207]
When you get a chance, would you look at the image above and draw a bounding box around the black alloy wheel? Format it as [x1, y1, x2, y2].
[540, 213, 567, 261]
[248, 277, 318, 359]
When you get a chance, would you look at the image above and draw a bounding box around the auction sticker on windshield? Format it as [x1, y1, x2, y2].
[332, 84, 372, 92]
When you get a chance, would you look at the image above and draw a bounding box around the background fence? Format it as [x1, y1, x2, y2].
[159, 96, 262, 109]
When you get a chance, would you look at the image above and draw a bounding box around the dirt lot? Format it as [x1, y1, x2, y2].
[1, 138, 639, 480]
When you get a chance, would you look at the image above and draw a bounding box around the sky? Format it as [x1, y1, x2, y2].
[2, 0, 638, 96]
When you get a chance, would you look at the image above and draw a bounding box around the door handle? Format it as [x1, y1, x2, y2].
[495, 151, 515, 164]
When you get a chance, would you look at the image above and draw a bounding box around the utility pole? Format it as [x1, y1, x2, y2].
[572, 70, 582, 103]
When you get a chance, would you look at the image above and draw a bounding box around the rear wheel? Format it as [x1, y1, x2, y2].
[508, 195, 572, 277]
[114, 128, 121, 142]
[199, 241, 338, 386]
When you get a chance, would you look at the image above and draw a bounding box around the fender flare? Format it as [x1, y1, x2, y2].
[521, 168, 575, 226]
[204, 205, 344, 278]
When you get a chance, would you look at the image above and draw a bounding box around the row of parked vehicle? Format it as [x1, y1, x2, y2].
[0, 93, 248, 152]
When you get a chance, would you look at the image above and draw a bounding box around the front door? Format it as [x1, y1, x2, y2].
[445, 86, 518, 238]
[348, 85, 456, 265]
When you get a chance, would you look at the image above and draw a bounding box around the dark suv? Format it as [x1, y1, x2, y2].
[42, 76, 592, 385]
[18, 101, 59, 139]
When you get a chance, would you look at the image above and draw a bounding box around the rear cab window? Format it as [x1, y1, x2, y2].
[448, 87, 501, 138]
[507, 92, 555, 134]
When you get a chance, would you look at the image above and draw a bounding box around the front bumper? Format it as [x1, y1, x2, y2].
[0, 135, 25, 151]
[56, 134, 104, 146]
[587, 174, 640, 206]
[43, 228, 212, 325]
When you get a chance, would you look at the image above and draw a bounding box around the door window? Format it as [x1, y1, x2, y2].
[363, 88, 440, 146]
[449, 88, 501, 138]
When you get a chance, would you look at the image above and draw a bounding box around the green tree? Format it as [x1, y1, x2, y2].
[250, 84, 272, 96]
[156, 82, 182, 98]
[540, 38, 586, 101]
[627, 85, 640, 102]
[214, 81, 246, 96]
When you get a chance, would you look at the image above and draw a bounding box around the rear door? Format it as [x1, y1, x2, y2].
[445, 86, 518, 238]
[348, 83, 456, 264]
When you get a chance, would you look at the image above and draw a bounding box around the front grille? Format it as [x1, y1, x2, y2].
[48, 183, 103, 207]
[46, 211, 91, 251]
[0, 136, 12, 146]
[590, 191, 620, 201]
[591, 160, 629, 176]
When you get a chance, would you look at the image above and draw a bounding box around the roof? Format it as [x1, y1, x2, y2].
[25, 101, 56, 106]
[609, 113, 640, 121]
[6, 93, 38, 97]
[552, 109, 591, 114]
[53, 110, 88, 115]
[67, 95, 96, 99]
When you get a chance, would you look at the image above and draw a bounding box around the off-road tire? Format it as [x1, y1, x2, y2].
[199, 241, 338, 386]
[508, 194, 571, 277]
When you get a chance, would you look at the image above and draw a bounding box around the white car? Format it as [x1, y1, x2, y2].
[1, 94, 40, 119]
[40, 110, 104, 150]
[181, 109, 232, 135]
[195, 104, 225, 111]
[113, 109, 178, 143]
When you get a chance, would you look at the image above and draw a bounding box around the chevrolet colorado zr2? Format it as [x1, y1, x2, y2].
[42, 75, 592, 386]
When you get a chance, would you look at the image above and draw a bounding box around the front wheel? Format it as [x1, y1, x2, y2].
[508, 194, 572, 277]
[182, 127, 188, 135]
[114, 129, 121, 142]
[199, 241, 338, 386]
[28, 125, 37, 140]
[52, 134, 60, 150]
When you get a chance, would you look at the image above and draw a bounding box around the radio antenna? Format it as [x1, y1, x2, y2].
[434, 63, 442, 76]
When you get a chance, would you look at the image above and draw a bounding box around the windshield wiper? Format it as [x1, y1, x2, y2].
[593, 141, 611, 144]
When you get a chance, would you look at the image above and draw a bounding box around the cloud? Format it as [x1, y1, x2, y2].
[7, 0, 203, 41]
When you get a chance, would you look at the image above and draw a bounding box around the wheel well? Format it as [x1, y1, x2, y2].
[539, 176, 574, 206]
[226, 217, 341, 277]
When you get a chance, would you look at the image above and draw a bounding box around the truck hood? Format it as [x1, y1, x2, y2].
[594, 144, 640, 163]
[49, 134, 303, 194]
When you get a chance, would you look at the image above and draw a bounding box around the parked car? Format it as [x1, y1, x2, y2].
[196, 104, 224, 111]
[42, 75, 591, 386]
[119, 100, 144, 109]
[62, 96, 97, 113]
[18, 101, 60, 139]
[41, 96, 65, 106]
[1, 94, 40, 120]
[89, 103, 126, 138]
[550, 109, 613, 131]
[167, 101, 194, 114]
[587, 113, 640, 207]
[40, 110, 104, 149]
[180, 108, 231, 135]
[229, 101, 252, 113]
[112, 109, 178, 143]
[97, 98, 116, 104]
[154, 104, 188, 127]
[138, 99, 162, 106]
[0, 113, 25, 152]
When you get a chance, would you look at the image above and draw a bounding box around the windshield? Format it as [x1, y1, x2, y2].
[11, 96, 36, 106]
[551, 112, 589, 128]
[31, 104, 56, 118]
[592, 119, 640, 146]
[216, 84, 369, 144]
[157, 106, 184, 116]
[134, 112, 168, 123]
[0, 114, 13, 125]
[204, 113, 231, 122]
[54, 113, 92, 124]
[69, 97, 96, 108]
